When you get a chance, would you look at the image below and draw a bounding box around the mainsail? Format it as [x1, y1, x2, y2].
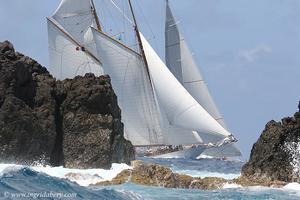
[91, 28, 164, 146]
[165, 0, 241, 157]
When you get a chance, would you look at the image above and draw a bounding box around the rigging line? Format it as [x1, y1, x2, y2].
[110, 0, 134, 25]
[105, 0, 122, 35]
[128, 0, 153, 87]
[92, 27, 141, 57]
[135, 0, 159, 51]
[135, 0, 156, 40]
[184, 80, 205, 84]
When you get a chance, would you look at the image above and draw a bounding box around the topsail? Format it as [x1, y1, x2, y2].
[48, 0, 103, 79]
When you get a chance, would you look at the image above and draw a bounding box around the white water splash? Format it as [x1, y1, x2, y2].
[223, 183, 242, 189]
[0, 163, 131, 187]
[283, 182, 300, 191]
[174, 169, 240, 180]
[284, 141, 300, 176]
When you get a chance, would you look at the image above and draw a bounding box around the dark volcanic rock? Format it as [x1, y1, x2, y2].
[242, 102, 300, 182]
[0, 41, 134, 168]
[61, 74, 134, 169]
[0, 41, 57, 165]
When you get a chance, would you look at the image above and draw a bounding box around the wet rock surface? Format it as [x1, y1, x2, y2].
[94, 160, 228, 190]
[93, 160, 289, 189]
[242, 101, 300, 183]
[0, 41, 134, 168]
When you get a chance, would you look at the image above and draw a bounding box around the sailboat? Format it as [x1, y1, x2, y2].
[165, 0, 242, 159]
[47, 0, 238, 160]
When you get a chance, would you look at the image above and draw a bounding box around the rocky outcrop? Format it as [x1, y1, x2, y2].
[61, 75, 134, 169]
[94, 160, 228, 190]
[0, 40, 134, 168]
[242, 101, 300, 182]
[93, 160, 290, 189]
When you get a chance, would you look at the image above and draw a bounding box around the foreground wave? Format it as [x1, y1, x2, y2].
[0, 166, 137, 200]
[1, 160, 300, 199]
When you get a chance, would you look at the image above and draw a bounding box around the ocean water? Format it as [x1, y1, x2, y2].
[0, 158, 299, 200]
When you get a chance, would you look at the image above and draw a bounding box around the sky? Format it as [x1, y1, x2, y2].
[0, 0, 299, 159]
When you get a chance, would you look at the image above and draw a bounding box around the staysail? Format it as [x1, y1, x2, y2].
[165, 0, 241, 156]
[140, 33, 232, 144]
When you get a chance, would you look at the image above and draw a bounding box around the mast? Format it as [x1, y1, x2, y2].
[91, 0, 102, 31]
[128, 0, 151, 79]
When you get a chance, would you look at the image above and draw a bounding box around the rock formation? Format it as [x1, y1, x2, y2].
[94, 160, 228, 190]
[242, 101, 300, 182]
[0, 40, 134, 169]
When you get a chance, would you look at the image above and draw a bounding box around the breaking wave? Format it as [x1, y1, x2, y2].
[0, 164, 136, 200]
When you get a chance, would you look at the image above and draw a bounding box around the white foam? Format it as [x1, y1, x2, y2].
[0, 163, 131, 187]
[174, 169, 240, 180]
[284, 142, 300, 176]
[223, 183, 242, 189]
[197, 155, 214, 159]
[283, 183, 300, 191]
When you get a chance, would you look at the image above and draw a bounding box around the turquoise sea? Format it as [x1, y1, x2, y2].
[0, 158, 299, 200]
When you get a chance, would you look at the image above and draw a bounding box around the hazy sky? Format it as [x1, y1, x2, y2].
[0, 0, 299, 159]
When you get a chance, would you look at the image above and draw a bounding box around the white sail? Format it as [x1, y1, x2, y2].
[91, 28, 165, 146]
[140, 33, 231, 143]
[47, 18, 102, 80]
[165, 1, 241, 156]
[165, 1, 226, 128]
[49, 0, 103, 79]
[53, 0, 96, 44]
[92, 28, 207, 146]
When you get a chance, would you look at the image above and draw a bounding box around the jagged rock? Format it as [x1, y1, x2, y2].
[93, 160, 227, 190]
[233, 176, 286, 188]
[0, 40, 134, 168]
[61, 74, 134, 169]
[94, 160, 292, 189]
[242, 101, 300, 182]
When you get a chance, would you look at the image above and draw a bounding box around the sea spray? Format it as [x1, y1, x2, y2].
[284, 141, 300, 176]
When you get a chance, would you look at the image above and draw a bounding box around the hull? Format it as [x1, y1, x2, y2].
[153, 146, 206, 159]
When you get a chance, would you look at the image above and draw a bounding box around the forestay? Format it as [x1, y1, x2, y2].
[140, 33, 231, 143]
